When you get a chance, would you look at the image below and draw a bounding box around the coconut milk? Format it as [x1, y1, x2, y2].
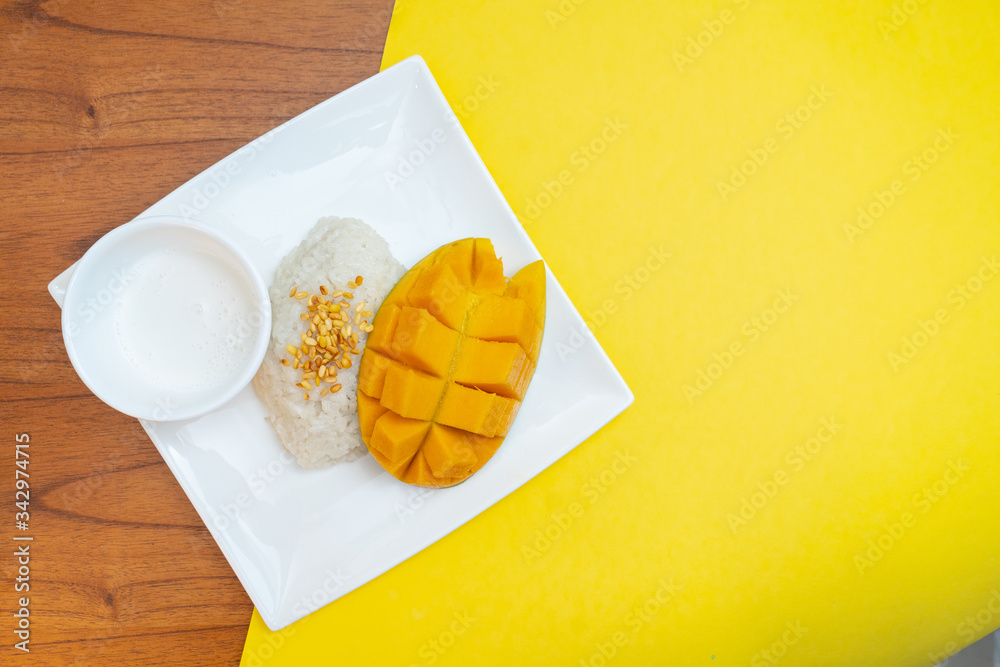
[114, 246, 260, 394]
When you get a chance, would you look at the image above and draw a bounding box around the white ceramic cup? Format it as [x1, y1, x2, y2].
[62, 216, 271, 421]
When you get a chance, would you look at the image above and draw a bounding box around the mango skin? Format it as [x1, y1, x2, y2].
[357, 239, 546, 487]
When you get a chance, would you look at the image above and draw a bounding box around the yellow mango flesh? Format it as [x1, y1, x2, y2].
[379, 365, 446, 421]
[357, 238, 546, 487]
[392, 306, 460, 377]
[452, 337, 532, 400]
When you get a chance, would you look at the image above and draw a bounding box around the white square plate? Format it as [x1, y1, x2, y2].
[48, 56, 633, 630]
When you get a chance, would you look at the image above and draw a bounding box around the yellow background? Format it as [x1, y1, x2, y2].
[243, 1, 1000, 664]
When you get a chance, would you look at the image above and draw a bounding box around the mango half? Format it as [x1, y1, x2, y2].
[357, 239, 545, 487]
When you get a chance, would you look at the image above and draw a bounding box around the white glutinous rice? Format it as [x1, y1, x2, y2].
[252, 217, 405, 468]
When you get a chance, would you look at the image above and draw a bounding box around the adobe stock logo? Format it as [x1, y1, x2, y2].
[65, 266, 139, 338]
[750, 621, 809, 667]
[727, 416, 841, 532]
[521, 117, 628, 222]
[672, 0, 753, 72]
[289, 568, 350, 618]
[717, 86, 834, 201]
[522, 450, 637, 561]
[556, 245, 670, 361]
[578, 578, 681, 667]
[927, 589, 1000, 665]
[394, 487, 436, 523]
[843, 127, 958, 244]
[384, 129, 448, 191]
[545, 0, 590, 29]
[887, 255, 998, 371]
[407, 610, 478, 667]
[877, 0, 933, 39]
[178, 127, 283, 221]
[384, 76, 501, 192]
[683, 289, 799, 403]
[853, 458, 969, 576]
[242, 625, 298, 667]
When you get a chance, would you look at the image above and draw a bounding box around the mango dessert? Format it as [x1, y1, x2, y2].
[357, 238, 546, 487]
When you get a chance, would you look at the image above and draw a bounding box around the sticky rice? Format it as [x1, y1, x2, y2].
[252, 217, 404, 468]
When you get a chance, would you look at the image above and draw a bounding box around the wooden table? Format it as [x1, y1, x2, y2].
[1, 1, 394, 663]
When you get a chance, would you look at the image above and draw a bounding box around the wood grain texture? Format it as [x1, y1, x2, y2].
[0, 0, 394, 663]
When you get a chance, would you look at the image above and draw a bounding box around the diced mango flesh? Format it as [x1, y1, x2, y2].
[365, 302, 400, 357]
[466, 294, 540, 363]
[452, 337, 533, 400]
[472, 238, 508, 293]
[392, 306, 460, 377]
[404, 450, 464, 487]
[357, 238, 546, 487]
[436, 382, 519, 437]
[505, 259, 546, 324]
[369, 412, 429, 469]
[422, 424, 478, 478]
[507, 261, 546, 363]
[378, 364, 446, 421]
[357, 392, 388, 446]
[357, 349, 391, 399]
[407, 262, 475, 331]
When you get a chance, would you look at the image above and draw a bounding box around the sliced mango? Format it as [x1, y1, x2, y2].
[369, 412, 429, 470]
[405, 450, 461, 487]
[436, 382, 519, 437]
[452, 337, 533, 399]
[392, 306, 460, 377]
[466, 294, 540, 362]
[357, 392, 389, 446]
[357, 349, 392, 399]
[379, 365, 446, 421]
[472, 238, 507, 293]
[357, 238, 546, 487]
[505, 259, 546, 325]
[407, 262, 475, 331]
[365, 303, 401, 357]
[422, 424, 478, 479]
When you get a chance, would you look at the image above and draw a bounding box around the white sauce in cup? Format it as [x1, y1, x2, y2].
[61, 218, 271, 421]
[114, 247, 260, 394]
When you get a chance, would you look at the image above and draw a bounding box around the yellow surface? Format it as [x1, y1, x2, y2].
[243, 1, 1000, 665]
